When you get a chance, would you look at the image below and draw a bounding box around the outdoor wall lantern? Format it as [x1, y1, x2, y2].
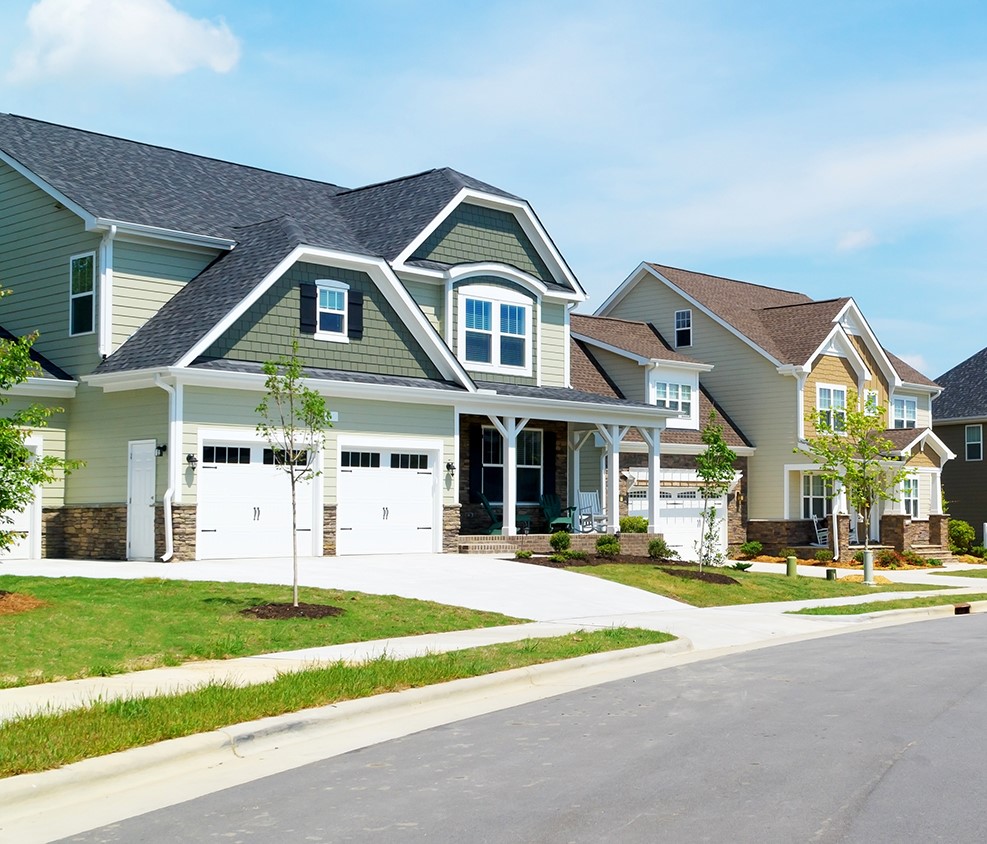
[186, 453, 199, 470]
[154, 443, 167, 457]
[445, 461, 456, 476]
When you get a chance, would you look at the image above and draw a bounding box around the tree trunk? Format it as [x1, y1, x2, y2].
[290, 476, 299, 607]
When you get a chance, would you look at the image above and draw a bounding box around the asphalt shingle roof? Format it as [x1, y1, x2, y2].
[189, 359, 465, 391]
[933, 346, 987, 420]
[570, 314, 696, 363]
[0, 325, 73, 381]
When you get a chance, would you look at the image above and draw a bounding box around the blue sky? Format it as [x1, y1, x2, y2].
[2, 0, 985, 379]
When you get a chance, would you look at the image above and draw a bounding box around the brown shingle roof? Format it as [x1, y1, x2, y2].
[758, 298, 850, 365]
[570, 339, 621, 399]
[884, 349, 938, 388]
[570, 313, 695, 363]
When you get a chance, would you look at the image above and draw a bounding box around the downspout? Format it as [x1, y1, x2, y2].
[97, 225, 116, 358]
[155, 375, 177, 561]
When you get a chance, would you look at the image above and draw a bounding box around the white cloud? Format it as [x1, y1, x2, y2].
[836, 229, 877, 252]
[5, 0, 240, 84]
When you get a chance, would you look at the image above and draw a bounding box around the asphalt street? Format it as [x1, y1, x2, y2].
[59, 612, 987, 843]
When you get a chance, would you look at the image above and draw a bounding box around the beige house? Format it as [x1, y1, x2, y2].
[595, 263, 954, 559]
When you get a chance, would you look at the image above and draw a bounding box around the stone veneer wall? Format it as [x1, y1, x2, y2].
[880, 514, 906, 552]
[52, 505, 127, 560]
[168, 505, 196, 561]
[487, 531, 665, 556]
[323, 504, 337, 555]
[41, 508, 63, 557]
[746, 519, 815, 554]
[443, 505, 461, 552]
[929, 515, 949, 546]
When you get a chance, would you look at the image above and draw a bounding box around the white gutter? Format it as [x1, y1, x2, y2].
[154, 375, 179, 562]
[97, 225, 116, 358]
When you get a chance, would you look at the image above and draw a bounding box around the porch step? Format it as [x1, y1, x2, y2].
[458, 539, 517, 554]
[909, 545, 957, 562]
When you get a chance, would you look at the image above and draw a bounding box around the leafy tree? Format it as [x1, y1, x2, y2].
[694, 411, 737, 571]
[1, 291, 81, 551]
[796, 390, 909, 552]
[256, 340, 333, 607]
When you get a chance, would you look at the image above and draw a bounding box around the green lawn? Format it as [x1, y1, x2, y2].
[0, 576, 521, 688]
[0, 628, 673, 778]
[930, 567, 987, 578]
[567, 564, 948, 607]
[790, 594, 987, 615]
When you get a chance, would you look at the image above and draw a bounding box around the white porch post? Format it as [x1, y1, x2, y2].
[488, 415, 528, 536]
[931, 471, 942, 515]
[570, 431, 581, 515]
[639, 427, 661, 532]
[596, 424, 628, 534]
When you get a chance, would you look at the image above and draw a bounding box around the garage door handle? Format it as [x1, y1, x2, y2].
[201, 529, 217, 533]
[417, 526, 432, 530]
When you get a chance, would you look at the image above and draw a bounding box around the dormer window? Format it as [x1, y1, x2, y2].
[69, 252, 95, 336]
[892, 396, 917, 429]
[674, 309, 692, 348]
[654, 382, 692, 415]
[457, 283, 532, 375]
[316, 280, 348, 338]
[299, 278, 363, 343]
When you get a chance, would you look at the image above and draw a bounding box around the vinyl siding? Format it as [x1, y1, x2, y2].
[403, 278, 444, 334]
[0, 161, 102, 375]
[587, 347, 644, 402]
[63, 384, 168, 504]
[0, 395, 69, 506]
[804, 354, 857, 436]
[608, 277, 792, 519]
[849, 335, 891, 413]
[112, 241, 216, 351]
[892, 389, 932, 429]
[414, 204, 554, 284]
[936, 421, 987, 541]
[206, 261, 442, 380]
[539, 302, 567, 387]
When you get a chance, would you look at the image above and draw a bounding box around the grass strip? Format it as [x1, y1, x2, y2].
[0, 576, 521, 689]
[568, 564, 947, 607]
[789, 593, 987, 616]
[930, 568, 987, 578]
[0, 627, 672, 778]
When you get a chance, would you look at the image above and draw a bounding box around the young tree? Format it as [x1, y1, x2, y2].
[694, 411, 738, 572]
[796, 390, 909, 555]
[1, 291, 81, 551]
[256, 340, 333, 607]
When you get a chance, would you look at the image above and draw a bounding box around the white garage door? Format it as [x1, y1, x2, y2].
[629, 488, 727, 559]
[196, 443, 315, 560]
[0, 498, 35, 559]
[336, 447, 437, 555]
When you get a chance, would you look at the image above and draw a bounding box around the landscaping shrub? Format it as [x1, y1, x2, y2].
[853, 550, 865, 563]
[876, 549, 901, 568]
[900, 550, 925, 566]
[565, 550, 588, 561]
[949, 519, 976, 554]
[648, 537, 678, 560]
[514, 549, 533, 560]
[548, 553, 568, 563]
[739, 540, 763, 559]
[779, 548, 798, 560]
[730, 562, 753, 571]
[619, 516, 649, 533]
[971, 545, 987, 559]
[596, 535, 621, 559]
[813, 549, 834, 563]
[549, 531, 571, 553]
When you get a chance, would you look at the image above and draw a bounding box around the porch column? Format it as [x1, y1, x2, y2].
[569, 430, 594, 511]
[638, 426, 661, 532]
[487, 415, 529, 536]
[596, 424, 629, 534]
[931, 471, 943, 515]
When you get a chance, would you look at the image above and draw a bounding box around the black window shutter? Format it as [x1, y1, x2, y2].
[299, 283, 317, 334]
[348, 291, 364, 339]
[543, 431, 557, 496]
[468, 423, 482, 503]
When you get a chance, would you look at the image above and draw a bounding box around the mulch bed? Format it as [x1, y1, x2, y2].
[520, 555, 739, 585]
[239, 602, 344, 620]
[0, 590, 45, 616]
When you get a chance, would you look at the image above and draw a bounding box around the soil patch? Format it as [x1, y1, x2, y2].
[520, 555, 739, 585]
[0, 590, 45, 616]
[239, 602, 344, 620]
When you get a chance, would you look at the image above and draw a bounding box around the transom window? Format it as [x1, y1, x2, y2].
[902, 477, 919, 517]
[263, 448, 309, 466]
[817, 385, 847, 432]
[481, 427, 542, 504]
[966, 425, 983, 461]
[461, 292, 531, 372]
[892, 397, 917, 429]
[69, 253, 95, 336]
[316, 280, 348, 337]
[674, 309, 692, 348]
[203, 446, 251, 464]
[341, 451, 380, 468]
[654, 382, 692, 415]
[802, 474, 833, 519]
[390, 453, 428, 470]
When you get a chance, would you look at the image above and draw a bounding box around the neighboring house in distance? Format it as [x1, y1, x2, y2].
[933, 346, 987, 544]
[595, 263, 954, 559]
[569, 314, 753, 558]
[0, 114, 676, 562]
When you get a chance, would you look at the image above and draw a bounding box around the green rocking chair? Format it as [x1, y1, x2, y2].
[540, 493, 576, 533]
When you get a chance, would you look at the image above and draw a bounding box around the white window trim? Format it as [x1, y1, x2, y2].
[966, 424, 983, 462]
[674, 309, 692, 349]
[457, 283, 533, 376]
[863, 389, 880, 416]
[314, 279, 350, 343]
[902, 475, 920, 518]
[481, 425, 543, 504]
[69, 251, 96, 337]
[652, 380, 694, 417]
[816, 383, 847, 432]
[801, 472, 833, 519]
[892, 395, 917, 429]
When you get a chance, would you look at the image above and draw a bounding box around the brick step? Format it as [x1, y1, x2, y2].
[909, 545, 956, 561]
[458, 541, 517, 554]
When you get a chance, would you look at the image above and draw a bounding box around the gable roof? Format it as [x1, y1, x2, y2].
[933, 345, 987, 420]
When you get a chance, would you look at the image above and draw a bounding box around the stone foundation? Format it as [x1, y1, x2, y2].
[443, 504, 461, 552]
[462, 531, 665, 556]
[53, 505, 128, 560]
[323, 504, 337, 556]
[746, 519, 815, 554]
[168, 505, 197, 561]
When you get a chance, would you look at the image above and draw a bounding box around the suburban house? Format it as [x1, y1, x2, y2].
[594, 263, 954, 559]
[0, 114, 681, 562]
[933, 346, 987, 543]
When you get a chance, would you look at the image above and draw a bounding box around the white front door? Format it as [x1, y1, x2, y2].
[336, 446, 438, 555]
[127, 440, 157, 561]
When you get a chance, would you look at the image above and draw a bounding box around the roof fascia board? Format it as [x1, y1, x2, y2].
[392, 188, 585, 297]
[805, 324, 871, 381]
[891, 428, 956, 462]
[620, 440, 756, 456]
[595, 261, 650, 315]
[931, 414, 987, 425]
[448, 263, 581, 303]
[572, 332, 714, 371]
[174, 244, 475, 389]
[5, 377, 78, 398]
[833, 299, 901, 388]
[0, 149, 96, 227]
[90, 218, 235, 251]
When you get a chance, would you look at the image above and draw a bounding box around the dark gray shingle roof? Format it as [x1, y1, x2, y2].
[934, 346, 987, 420]
[0, 325, 73, 381]
[189, 359, 465, 391]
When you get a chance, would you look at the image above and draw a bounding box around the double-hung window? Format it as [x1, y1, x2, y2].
[69, 252, 95, 336]
[966, 425, 983, 461]
[459, 285, 532, 374]
[817, 385, 847, 432]
[802, 474, 833, 519]
[892, 397, 917, 429]
[481, 427, 542, 504]
[674, 309, 692, 348]
[316, 280, 348, 338]
[863, 390, 880, 416]
[902, 476, 920, 517]
[654, 382, 692, 415]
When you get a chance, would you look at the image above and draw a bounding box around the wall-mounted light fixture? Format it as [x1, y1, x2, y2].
[445, 461, 456, 476]
[155, 443, 167, 457]
[186, 453, 199, 470]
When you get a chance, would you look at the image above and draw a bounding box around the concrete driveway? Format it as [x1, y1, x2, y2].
[0, 553, 685, 620]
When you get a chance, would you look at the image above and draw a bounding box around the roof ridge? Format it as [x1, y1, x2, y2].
[336, 168, 443, 197]
[649, 262, 809, 298]
[758, 297, 848, 312]
[571, 312, 649, 327]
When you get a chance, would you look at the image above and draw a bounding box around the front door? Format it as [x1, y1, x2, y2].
[127, 440, 157, 560]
